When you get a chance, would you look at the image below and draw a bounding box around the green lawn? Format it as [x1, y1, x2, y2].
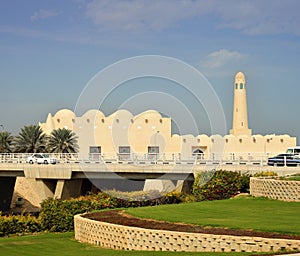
[126, 196, 300, 235]
[284, 175, 300, 181]
[0, 232, 261, 256]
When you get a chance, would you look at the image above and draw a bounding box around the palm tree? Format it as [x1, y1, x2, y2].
[14, 125, 47, 153]
[0, 131, 14, 153]
[47, 128, 79, 153]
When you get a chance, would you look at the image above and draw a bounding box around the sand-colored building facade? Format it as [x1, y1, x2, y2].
[40, 72, 296, 159]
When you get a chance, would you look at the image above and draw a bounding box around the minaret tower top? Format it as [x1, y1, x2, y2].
[230, 71, 252, 136]
[235, 71, 245, 84]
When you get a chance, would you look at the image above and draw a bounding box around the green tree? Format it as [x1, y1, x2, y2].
[47, 128, 79, 153]
[0, 131, 14, 153]
[14, 125, 46, 153]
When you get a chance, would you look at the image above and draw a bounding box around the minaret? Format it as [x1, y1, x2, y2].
[230, 71, 252, 136]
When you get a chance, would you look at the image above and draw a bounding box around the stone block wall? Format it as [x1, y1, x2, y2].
[250, 177, 300, 202]
[74, 214, 300, 253]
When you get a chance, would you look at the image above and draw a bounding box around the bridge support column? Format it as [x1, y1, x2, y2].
[143, 179, 176, 193]
[54, 179, 83, 199]
[175, 179, 194, 194]
[35, 179, 57, 201]
[0, 177, 16, 212]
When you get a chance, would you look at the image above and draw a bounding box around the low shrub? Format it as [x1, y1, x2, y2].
[192, 170, 242, 201]
[77, 192, 119, 209]
[240, 173, 252, 193]
[0, 214, 42, 237]
[113, 190, 184, 208]
[40, 193, 118, 232]
[161, 191, 185, 204]
[254, 171, 278, 177]
[108, 190, 161, 207]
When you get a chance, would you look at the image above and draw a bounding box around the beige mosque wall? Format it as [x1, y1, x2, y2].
[40, 108, 296, 158]
[39, 71, 296, 158]
[128, 110, 172, 154]
[41, 108, 177, 157]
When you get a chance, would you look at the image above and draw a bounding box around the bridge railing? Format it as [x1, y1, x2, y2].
[0, 152, 277, 165]
[0, 153, 32, 163]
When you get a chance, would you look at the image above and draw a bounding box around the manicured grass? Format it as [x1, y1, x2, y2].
[0, 232, 259, 256]
[126, 196, 300, 235]
[284, 175, 300, 181]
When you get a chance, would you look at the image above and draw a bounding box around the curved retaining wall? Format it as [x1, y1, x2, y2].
[250, 177, 300, 202]
[74, 214, 300, 253]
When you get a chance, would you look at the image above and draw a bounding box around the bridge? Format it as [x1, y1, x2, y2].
[0, 153, 299, 212]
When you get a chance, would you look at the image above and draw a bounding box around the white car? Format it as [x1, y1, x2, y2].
[27, 153, 57, 164]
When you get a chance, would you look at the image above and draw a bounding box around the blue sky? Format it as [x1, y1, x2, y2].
[1, 0, 300, 142]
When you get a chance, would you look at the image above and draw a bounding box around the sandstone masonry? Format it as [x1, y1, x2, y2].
[74, 214, 300, 253]
[250, 177, 300, 202]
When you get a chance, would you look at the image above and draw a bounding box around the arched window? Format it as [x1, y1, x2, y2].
[240, 83, 243, 89]
[235, 83, 238, 89]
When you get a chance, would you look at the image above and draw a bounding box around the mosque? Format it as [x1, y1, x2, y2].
[40, 71, 296, 160]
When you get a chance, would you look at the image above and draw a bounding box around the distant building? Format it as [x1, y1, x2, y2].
[40, 71, 296, 159]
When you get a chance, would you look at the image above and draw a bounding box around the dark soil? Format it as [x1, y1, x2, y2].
[83, 210, 300, 241]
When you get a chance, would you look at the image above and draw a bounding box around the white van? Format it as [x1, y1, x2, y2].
[286, 146, 300, 155]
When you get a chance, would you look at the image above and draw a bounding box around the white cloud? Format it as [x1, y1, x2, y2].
[200, 49, 247, 69]
[30, 9, 62, 21]
[85, 0, 300, 35]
